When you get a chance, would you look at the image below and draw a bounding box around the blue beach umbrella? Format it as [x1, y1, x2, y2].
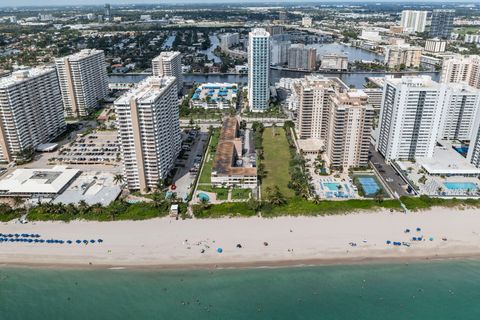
[67, 240, 72, 244]
[429, 237, 434, 241]
[416, 227, 421, 232]
[97, 239, 103, 243]
[217, 248, 223, 253]
[90, 240, 95, 243]
[9, 239, 14, 242]
[39, 239, 45, 243]
[76, 240, 81, 244]
[386, 240, 391, 244]
[28, 239, 33, 243]
[412, 237, 417, 241]
[83, 240, 88, 244]
[14, 234, 19, 237]
[405, 229, 410, 233]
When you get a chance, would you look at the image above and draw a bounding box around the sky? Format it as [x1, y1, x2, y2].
[0, 0, 473, 7]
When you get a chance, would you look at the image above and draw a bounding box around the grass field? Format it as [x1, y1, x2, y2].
[231, 188, 251, 200]
[198, 129, 220, 184]
[454, 26, 480, 36]
[262, 128, 295, 198]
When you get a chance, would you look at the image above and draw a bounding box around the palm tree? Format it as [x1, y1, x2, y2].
[437, 186, 443, 195]
[373, 190, 384, 203]
[313, 195, 321, 204]
[13, 196, 24, 208]
[113, 174, 125, 185]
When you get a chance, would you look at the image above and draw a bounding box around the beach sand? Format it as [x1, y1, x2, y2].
[1, 208, 480, 269]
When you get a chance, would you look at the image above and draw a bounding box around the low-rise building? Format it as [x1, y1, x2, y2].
[320, 54, 348, 71]
[211, 117, 257, 188]
[190, 83, 238, 110]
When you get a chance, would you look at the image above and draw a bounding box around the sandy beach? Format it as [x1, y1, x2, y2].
[1, 208, 480, 269]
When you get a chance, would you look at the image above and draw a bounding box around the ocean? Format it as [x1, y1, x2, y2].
[1, 260, 480, 319]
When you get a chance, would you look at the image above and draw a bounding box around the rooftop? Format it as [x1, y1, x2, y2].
[0, 166, 79, 195]
[152, 51, 181, 62]
[114, 76, 176, 105]
[59, 49, 104, 61]
[0, 67, 55, 89]
[417, 143, 480, 176]
[213, 117, 257, 177]
[385, 75, 439, 88]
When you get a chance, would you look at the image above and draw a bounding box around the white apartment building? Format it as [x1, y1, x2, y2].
[424, 38, 447, 53]
[377, 76, 444, 161]
[288, 44, 316, 71]
[468, 117, 480, 168]
[325, 91, 374, 169]
[384, 44, 422, 69]
[438, 83, 480, 141]
[55, 49, 108, 118]
[114, 76, 180, 193]
[248, 28, 271, 112]
[271, 40, 290, 66]
[464, 34, 480, 45]
[440, 55, 480, 89]
[320, 54, 348, 71]
[400, 10, 428, 33]
[0, 68, 66, 162]
[219, 33, 240, 50]
[302, 16, 313, 28]
[152, 51, 183, 93]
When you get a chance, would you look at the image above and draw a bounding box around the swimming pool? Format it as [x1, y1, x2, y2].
[355, 176, 382, 196]
[443, 182, 478, 190]
[323, 182, 341, 191]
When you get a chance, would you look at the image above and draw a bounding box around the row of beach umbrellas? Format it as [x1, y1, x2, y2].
[0, 233, 41, 238]
[0, 238, 103, 244]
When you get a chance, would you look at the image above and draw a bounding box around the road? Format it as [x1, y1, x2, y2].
[369, 144, 408, 198]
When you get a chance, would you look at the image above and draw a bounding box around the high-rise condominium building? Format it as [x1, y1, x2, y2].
[440, 55, 480, 89]
[438, 83, 480, 141]
[55, 49, 108, 118]
[0, 68, 66, 162]
[152, 51, 183, 93]
[325, 91, 374, 169]
[114, 76, 180, 193]
[287, 44, 316, 71]
[377, 76, 444, 161]
[294, 75, 341, 140]
[271, 40, 290, 66]
[383, 45, 422, 69]
[400, 10, 428, 33]
[429, 9, 455, 39]
[104, 3, 111, 20]
[248, 28, 271, 112]
[468, 118, 480, 168]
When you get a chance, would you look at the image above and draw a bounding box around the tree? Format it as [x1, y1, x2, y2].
[13, 196, 24, 208]
[113, 174, 125, 185]
[313, 195, 321, 204]
[373, 190, 384, 203]
[265, 186, 287, 206]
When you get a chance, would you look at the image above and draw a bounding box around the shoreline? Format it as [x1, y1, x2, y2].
[2, 208, 480, 271]
[2, 251, 480, 271]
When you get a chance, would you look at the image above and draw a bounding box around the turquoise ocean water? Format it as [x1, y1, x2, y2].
[1, 260, 480, 319]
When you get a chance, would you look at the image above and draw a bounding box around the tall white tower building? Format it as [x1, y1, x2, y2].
[55, 49, 108, 118]
[114, 76, 180, 193]
[377, 76, 443, 161]
[0, 68, 66, 162]
[400, 10, 428, 33]
[438, 83, 480, 141]
[152, 51, 183, 93]
[248, 28, 271, 112]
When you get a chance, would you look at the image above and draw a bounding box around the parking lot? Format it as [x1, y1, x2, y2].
[171, 128, 208, 201]
[51, 131, 120, 166]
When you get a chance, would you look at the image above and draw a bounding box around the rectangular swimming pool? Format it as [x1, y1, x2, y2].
[323, 182, 341, 191]
[443, 182, 478, 190]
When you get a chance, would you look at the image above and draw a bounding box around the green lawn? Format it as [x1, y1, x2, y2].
[454, 26, 480, 36]
[232, 188, 251, 200]
[198, 129, 220, 184]
[262, 197, 402, 217]
[193, 202, 256, 218]
[401, 195, 480, 211]
[262, 128, 295, 197]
